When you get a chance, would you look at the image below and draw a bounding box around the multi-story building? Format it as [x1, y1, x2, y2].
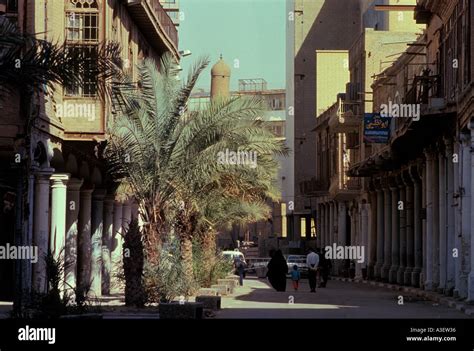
[0, 0, 179, 302]
[285, 0, 361, 248]
[327, 0, 474, 302]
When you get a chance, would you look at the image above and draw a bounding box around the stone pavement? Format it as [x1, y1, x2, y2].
[215, 276, 470, 319]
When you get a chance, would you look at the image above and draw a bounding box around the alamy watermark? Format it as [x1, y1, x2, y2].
[0, 244, 38, 263]
[56, 101, 96, 121]
[217, 149, 257, 168]
[380, 101, 420, 121]
[18, 326, 55, 345]
[324, 244, 365, 263]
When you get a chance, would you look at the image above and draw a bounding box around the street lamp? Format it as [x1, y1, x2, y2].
[179, 49, 192, 57]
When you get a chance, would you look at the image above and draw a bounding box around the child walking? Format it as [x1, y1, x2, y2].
[291, 265, 301, 291]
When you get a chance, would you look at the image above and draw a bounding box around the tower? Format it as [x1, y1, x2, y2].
[210, 54, 231, 100]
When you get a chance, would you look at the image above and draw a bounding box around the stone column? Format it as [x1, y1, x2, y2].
[382, 179, 392, 282]
[111, 200, 123, 294]
[329, 202, 334, 247]
[360, 202, 369, 279]
[32, 170, 53, 294]
[325, 203, 331, 255]
[432, 151, 440, 290]
[77, 185, 93, 295]
[50, 173, 70, 292]
[375, 184, 384, 280]
[421, 160, 427, 288]
[65, 178, 83, 293]
[90, 189, 106, 297]
[403, 170, 414, 286]
[337, 202, 346, 276]
[438, 144, 447, 294]
[453, 139, 462, 297]
[316, 204, 322, 248]
[320, 204, 326, 249]
[457, 132, 471, 298]
[424, 150, 434, 290]
[102, 195, 115, 295]
[445, 138, 455, 295]
[411, 165, 423, 287]
[368, 190, 377, 280]
[397, 173, 407, 285]
[468, 122, 474, 302]
[389, 176, 399, 284]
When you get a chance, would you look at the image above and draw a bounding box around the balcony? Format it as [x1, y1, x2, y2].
[404, 72, 445, 115]
[329, 173, 361, 201]
[328, 98, 361, 134]
[299, 177, 328, 196]
[123, 0, 179, 59]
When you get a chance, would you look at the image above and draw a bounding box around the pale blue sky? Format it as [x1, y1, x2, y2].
[178, 0, 286, 92]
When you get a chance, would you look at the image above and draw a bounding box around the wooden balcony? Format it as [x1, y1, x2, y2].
[328, 98, 361, 134]
[329, 173, 361, 201]
[123, 0, 179, 59]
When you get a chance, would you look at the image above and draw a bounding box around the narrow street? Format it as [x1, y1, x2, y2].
[216, 277, 469, 319]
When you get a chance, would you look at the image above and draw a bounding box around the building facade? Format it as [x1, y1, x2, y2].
[0, 0, 179, 302]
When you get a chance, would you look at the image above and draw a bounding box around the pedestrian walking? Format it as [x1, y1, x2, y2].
[234, 257, 246, 286]
[267, 249, 287, 292]
[306, 247, 319, 292]
[290, 265, 301, 291]
[318, 247, 332, 288]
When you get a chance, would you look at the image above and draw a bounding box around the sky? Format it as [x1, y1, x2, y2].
[178, 0, 286, 92]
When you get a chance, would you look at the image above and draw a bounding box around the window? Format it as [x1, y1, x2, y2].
[64, 0, 99, 97]
[281, 203, 287, 238]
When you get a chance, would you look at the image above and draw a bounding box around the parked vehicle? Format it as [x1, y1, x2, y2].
[246, 257, 271, 273]
[222, 250, 246, 264]
[286, 255, 308, 277]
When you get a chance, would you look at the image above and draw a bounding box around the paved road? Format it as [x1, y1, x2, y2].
[216, 276, 469, 319]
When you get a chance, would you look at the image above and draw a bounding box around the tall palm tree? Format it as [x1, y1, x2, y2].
[107, 52, 288, 294]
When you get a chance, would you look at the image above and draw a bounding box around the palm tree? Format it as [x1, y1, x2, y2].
[107, 52, 288, 295]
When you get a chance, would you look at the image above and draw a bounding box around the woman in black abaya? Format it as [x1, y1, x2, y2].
[266, 249, 288, 292]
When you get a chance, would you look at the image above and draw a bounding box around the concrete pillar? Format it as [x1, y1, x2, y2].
[50, 173, 70, 292]
[111, 200, 124, 294]
[374, 186, 384, 280]
[65, 178, 83, 293]
[368, 190, 377, 280]
[90, 189, 106, 297]
[445, 138, 455, 295]
[432, 152, 440, 289]
[453, 139, 462, 296]
[468, 122, 474, 302]
[329, 202, 334, 247]
[382, 180, 392, 282]
[337, 202, 346, 276]
[32, 170, 53, 294]
[438, 144, 447, 294]
[424, 150, 435, 290]
[397, 174, 407, 285]
[421, 160, 427, 288]
[389, 177, 399, 284]
[360, 202, 369, 279]
[456, 132, 471, 298]
[411, 165, 422, 287]
[77, 185, 93, 295]
[403, 170, 414, 286]
[320, 204, 326, 249]
[102, 195, 115, 295]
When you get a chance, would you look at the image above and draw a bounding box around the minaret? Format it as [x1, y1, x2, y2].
[210, 54, 231, 101]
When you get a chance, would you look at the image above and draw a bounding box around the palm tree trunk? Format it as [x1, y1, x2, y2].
[201, 229, 217, 287]
[180, 234, 194, 292]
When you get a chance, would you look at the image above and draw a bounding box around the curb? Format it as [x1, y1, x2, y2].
[332, 276, 473, 318]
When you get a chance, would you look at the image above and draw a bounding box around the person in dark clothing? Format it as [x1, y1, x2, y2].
[318, 247, 332, 288]
[266, 249, 287, 292]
